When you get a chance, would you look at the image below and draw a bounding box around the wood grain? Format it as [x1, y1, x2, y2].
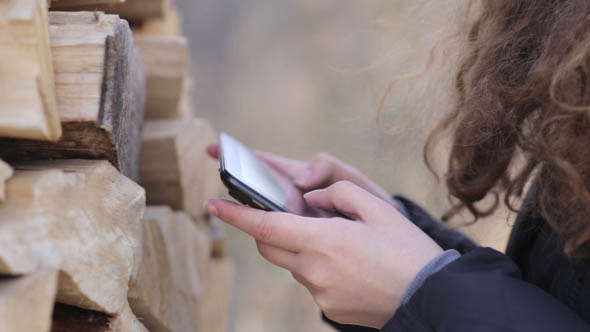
[50, 0, 125, 9]
[135, 35, 188, 119]
[196, 257, 234, 332]
[141, 118, 222, 219]
[0, 269, 58, 332]
[0, 0, 61, 141]
[133, 5, 196, 120]
[49, 0, 167, 22]
[208, 216, 229, 259]
[175, 211, 211, 285]
[178, 74, 196, 119]
[0, 160, 145, 315]
[51, 302, 148, 332]
[0, 160, 13, 201]
[133, 0, 182, 37]
[0, 12, 146, 181]
[51, 304, 112, 332]
[128, 206, 204, 332]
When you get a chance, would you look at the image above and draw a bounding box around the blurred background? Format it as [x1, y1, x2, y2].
[174, 1, 514, 331]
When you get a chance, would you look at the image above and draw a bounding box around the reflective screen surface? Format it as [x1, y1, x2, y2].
[220, 133, 307, 215]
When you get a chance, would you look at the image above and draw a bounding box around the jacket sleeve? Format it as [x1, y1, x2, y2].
[322, 313, 379, 332]
[382, 247, 590, 332]
[394, 196, 477, 254]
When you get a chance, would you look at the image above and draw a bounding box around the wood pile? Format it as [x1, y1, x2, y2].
[0, 0, 234, 331]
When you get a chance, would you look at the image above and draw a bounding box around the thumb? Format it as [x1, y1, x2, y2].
[206, 143, 219, 160]
[303, 181, 391, 224]
[294, 154, 334, 190]
[256, 152, 307, 180]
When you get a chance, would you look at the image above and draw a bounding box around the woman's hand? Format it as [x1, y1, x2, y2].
[207, 143, 397, 207]
[206, 181, 443, 328]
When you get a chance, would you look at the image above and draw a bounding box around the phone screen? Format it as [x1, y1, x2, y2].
[220, 133, 309, 215]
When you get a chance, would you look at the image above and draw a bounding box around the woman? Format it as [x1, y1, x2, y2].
[205, 1, 590, 330]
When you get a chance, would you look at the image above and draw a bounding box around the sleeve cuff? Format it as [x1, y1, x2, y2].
[393, 197, 411, 219]
[399, 249, 461, 306]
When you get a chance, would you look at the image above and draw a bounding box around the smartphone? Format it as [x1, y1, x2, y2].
[218, 133, 315, 216]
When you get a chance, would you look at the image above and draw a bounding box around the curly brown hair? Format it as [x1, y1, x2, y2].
[425, 0, 590, 256]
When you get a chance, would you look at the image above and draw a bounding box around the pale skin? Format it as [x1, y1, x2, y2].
[205, 144, 443, 328]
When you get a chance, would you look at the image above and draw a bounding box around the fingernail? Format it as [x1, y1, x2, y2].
[294, 170, 313, 186]
[303, 189, 321, 199]
[206, 200, 219, 217]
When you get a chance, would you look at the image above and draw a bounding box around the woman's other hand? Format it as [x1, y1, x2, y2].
[206, 181, 442, 328]
[207, 143, 397, 207]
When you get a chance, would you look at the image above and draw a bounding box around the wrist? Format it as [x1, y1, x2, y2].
[373, 240, 443, 328]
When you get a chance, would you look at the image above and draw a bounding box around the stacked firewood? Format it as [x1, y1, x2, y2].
[0, 0, 233, 331]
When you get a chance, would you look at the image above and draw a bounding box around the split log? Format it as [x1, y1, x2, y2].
[49, 0, 167, 22]
[0, 0, 61, 141]
[196, 257, 234, 332]
[0, 160, 13, 201]
[0, 12, 146, 181]
[110, 303, 150, 332]
[133, 8, 194, 120]
[133, 1, 182, 37]
[134, 36, 188, 119]
[0, 160, 145, 315]
[128, 206, 176, 332]
[128, 206, 203, 332]
[178, 75, 196, 119]
[50, 0, 125, 9]
[52, 302, 148, 332]
[0, 269, 58, 332]
[141, 118, 222, 219]
[209, 216, 229, 258]
[175, 211, 211, 286]
[51, 304, 112, 332]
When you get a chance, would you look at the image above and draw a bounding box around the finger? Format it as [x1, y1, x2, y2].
[291, 271, 313, 289]
[206, 143, 219, 160]
[293, 154, 332, 189]
[206, 198, 317, 252]
[255, 151, 307, 180]
[256, 240, 298, 270]
[303, 181, 392, 224]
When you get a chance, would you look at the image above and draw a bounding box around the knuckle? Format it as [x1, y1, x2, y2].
[332, 180, 354, 193]
[256, 241, 269, 257]
[313, 153, 334, 167]
[305, 267, 330, 290]
[291, 271, 306, 285]
[319, 153, 344, 166]
[315, 152, 332, 161]
[253, 213, 274, 242]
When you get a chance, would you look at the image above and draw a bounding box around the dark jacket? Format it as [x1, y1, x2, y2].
[325, 195, 590, 332]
